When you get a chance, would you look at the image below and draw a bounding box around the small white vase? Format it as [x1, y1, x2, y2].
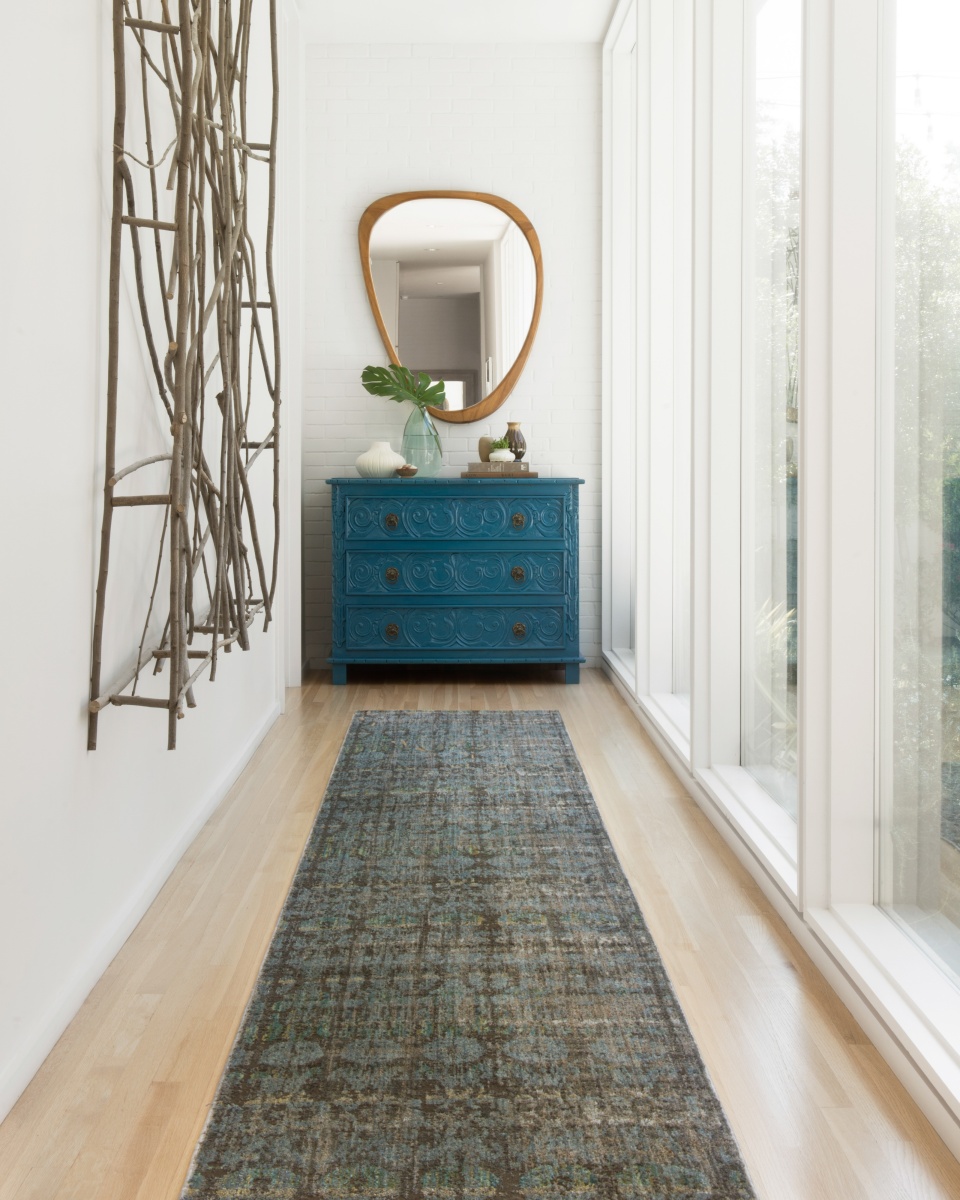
[356, 440, 405, 478]
[489, 447, 515, 463]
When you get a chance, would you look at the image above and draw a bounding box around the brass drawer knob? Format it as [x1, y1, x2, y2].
[385, 512, 399, 530]
[385, 622, 400, 639]
[511, 566, 526, 583]
[385, 566, 400, 583]
[512, 512, 526, 529]
[513, 622, 527, 639]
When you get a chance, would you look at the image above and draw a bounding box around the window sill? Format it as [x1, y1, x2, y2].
[603, 648, 636, 695]
[807, 904, 960, 1138]
[694, 765, 798, 901]
[645, 692, 691, 762]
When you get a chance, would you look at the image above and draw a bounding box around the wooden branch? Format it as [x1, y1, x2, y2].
[118, 161, 174, 418]
[121, 215, 177, 231]
[91, 0, 281, 748]
[108, 454, 172, 486]
[166, 0, 195, 751]
[87, 0, 127, 751]
[112, 494, 172, 507]
[124, 17, 180, 34]
[176, 601, 267, 705]
[266, 0, 282, 607]
[122, 0, 170, 88]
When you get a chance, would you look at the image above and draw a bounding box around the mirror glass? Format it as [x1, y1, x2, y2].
[362, 194, 541, 422]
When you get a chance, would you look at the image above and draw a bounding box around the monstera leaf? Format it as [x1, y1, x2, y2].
[361, 364, 447, 410]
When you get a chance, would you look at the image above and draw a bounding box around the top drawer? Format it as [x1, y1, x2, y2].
[342, 494, 565, 541]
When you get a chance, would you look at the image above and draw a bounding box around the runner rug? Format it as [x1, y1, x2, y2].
[182, 710, 755, 1199]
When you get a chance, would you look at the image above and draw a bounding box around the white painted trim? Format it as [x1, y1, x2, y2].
[0, 700, 283, 1125]
[697, 765, 798, 895]
[689, 0, 713, 770]
[707, 0, 743, 769]
[603, 0, 641, 666]
[279, 0, 304, 691]
[808, 906, 960, 1155]
[603, 0, 637, 56]
[797, 0, 833, 912]
[634, 0, 652, 700]
[603, 647, 638, 695]
[607, 660, 801, 908]
[603, 660, 960, 1160]
[825, 0, 880, 906]
[646, 692, 692, 761]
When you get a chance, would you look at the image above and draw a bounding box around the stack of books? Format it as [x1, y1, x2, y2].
[460, 461, 538, 478]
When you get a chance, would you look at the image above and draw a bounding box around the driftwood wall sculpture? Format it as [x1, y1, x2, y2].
[88, 0, 281, 750]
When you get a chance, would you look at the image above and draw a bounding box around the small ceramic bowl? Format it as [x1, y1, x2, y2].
[395, 464, 418, 478]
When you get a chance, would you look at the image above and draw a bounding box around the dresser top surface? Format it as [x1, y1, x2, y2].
[327, 477, 584, 487]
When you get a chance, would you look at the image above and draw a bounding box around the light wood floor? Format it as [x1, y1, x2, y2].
[2, 667, 960, 1199]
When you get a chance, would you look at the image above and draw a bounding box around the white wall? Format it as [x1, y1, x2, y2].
[303, 43, 602, 667]
[0, 0, 301, 1123]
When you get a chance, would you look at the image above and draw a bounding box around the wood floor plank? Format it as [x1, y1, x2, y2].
[1, 667, 959, 1199]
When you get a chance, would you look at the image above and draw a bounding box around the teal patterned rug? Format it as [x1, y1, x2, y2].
[182, 710, 755, 1199]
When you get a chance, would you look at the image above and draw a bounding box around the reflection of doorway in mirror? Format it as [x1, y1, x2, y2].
[486, 221, 537, 395]
[370, 260, 399, 354]
[442, 380, 464, 411]
[367, 197, 537, 412]
[398, 284, 482, 408]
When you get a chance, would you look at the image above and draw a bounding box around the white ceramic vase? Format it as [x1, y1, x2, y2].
[355, 440, 405, 478]
[489, 447, 515, 463]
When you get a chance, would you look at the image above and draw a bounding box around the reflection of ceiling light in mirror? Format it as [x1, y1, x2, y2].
[424, 248, 438, 252]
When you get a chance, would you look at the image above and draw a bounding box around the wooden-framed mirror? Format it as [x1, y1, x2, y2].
[359, 191, 543, 424]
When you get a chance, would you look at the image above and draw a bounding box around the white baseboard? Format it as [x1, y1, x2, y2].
[0, 699, 283, 1126]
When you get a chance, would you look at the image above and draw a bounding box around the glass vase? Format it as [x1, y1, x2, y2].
[401, 405, 442, 476]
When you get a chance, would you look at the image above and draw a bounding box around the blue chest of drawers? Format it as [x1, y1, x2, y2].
[328, 477, 584, 683]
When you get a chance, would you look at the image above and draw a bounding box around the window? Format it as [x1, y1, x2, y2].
[605, 0, 639, 684]
[879, 0, 960, 980]
[602, 0, 960, 1146]
[741, 0, 802, 819]
[604, 0, 693, 745]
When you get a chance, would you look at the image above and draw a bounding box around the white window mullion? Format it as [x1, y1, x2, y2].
[647, 0, 676, 701]
[827, 0, 880, 905]
[602, 0, 640, 688]
[672, 0, 695, 725]
[699, 0, 743, 770]
[690, 0, 716, 769]
[635, 0, 653, 700]
[796, 0, 833, 911]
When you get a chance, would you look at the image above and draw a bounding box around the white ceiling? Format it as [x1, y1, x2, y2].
[371, 199, 511, 298]
[370, 198, 511, 260]
[302, 0, 620, 45]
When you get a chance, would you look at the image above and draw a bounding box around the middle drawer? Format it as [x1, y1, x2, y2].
[344, 550, 565, 596]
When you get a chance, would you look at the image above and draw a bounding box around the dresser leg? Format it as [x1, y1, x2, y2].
[564, 663, 580, 685]
[332, 664, 347, 686]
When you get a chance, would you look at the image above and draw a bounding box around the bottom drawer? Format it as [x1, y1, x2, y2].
[343, 606, 565, 652]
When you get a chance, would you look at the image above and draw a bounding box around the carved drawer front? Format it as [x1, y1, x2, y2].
[343, 495, 564, 541]
[345, 607, 565, 651]
[344, 551, 565, 596]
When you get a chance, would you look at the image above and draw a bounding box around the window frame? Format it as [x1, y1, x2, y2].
[603, 0, 960, 1151]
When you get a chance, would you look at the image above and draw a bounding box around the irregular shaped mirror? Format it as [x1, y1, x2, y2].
[359, 192, 543, 423]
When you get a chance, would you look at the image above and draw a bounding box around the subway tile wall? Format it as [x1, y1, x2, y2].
[303, 43, 602, 666]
